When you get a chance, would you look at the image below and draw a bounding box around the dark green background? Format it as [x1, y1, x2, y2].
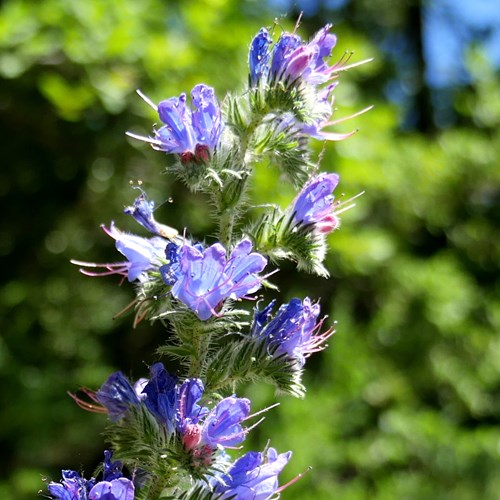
[1, 0, 499, 498]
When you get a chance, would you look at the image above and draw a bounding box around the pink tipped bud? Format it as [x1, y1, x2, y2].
[182, 423, 202, 450]
[316, 214, 340, 234]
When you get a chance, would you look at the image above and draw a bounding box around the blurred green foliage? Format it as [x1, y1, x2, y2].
[1, 0, 499, 499]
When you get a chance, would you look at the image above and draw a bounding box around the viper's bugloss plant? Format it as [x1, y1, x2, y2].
[51, 19, 371, 500]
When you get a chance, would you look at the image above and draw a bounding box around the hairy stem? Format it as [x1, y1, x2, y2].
[188, 322, 212, 379]
[218, 209, 236, 248]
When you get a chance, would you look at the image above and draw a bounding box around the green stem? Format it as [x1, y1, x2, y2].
[218, 209, 235, 248]
[188, 321, 211, 378]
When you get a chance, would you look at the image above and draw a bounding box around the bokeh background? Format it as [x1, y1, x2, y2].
[1, 0, 500, 498]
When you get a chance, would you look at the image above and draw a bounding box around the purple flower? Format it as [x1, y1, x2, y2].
[277, 24, 337, 85]
[200, 396, 251, 448]
[214, 447, 292, 500]
[142, 363, 178, 434]
[96, 372, 142, 422]
[88, 478, 134, 500]
[160, 240, 204, 286]
[251, 298, 334, 367]
[269, 33, 302, 82]
[128, 84, 222, 161]
[175, 380, 251, 453]
[190, 84, 223, 151]
[48, 469, 91, 500]
[156, 92, 196, 154]
[124, 192, 179, 239]
[72, 223, 167, 283]
[162, 239, 267, 321]
[291, 173, 341, 234]
[48, 452, 134, 500]
[103, 224, 167, 282]
[250, 24, 338, 87]
[301, 24, 338, 84]
[71, 221, 168, 285]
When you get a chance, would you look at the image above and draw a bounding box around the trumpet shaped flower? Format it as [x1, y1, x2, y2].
[200, 396, 251, 448]
[291, 173, 341, 234]
[214, 448, 292, 500]
[142, 363, 178, 435]
[96, 372, 142, 422]
[176, 378, 207, 433]
[176, 382, 251, 459]
[251, 298, 334, 367]
[128, 84, 222, 161]
[72, 223, 167, 283]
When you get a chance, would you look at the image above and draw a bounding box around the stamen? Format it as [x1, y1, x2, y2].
[275, 466, 312, 493]
[327, 105, 374, 126]
[331, 57, 374, 74]
[125, 131, 163, 146]
[136, 89, 158, 111]
[113, 298, 138, 320]
[68, 389, 108, 414]
[293, 12, 303, 34]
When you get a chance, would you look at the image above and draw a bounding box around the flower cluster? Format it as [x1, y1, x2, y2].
[248, 24, 371, 141]
[50, 20, 369, 500]
[72, 362, 282, 485]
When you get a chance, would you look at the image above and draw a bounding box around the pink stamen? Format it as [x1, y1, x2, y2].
[327, 105, 374, 126]
[68, 389, 108, 414]
[275, 466, 312, 494]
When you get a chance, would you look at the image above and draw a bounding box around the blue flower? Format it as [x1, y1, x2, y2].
[48, 451, 134, 500]
[128, 84, 222, 161]
[124, 192, 179, 239]
[96, 372, 142, 422]
[291, 173, 341, 234]
[161, 239, 267, 321]
[142, 363, 178, 434]
[251, 298, 334, 367]
[247, 25, 371, 141]
[48, 469, 91, 500]
[102, 450, 125, 482]
[156, 92, 197, 154]
[249, 28, 273, 86]
[269, 32, 302, 83]
[214, 447, 292, 500]
[176, 378, 207, 434]
[274, 25, 337, 85]
[87, 478, 134, 500]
